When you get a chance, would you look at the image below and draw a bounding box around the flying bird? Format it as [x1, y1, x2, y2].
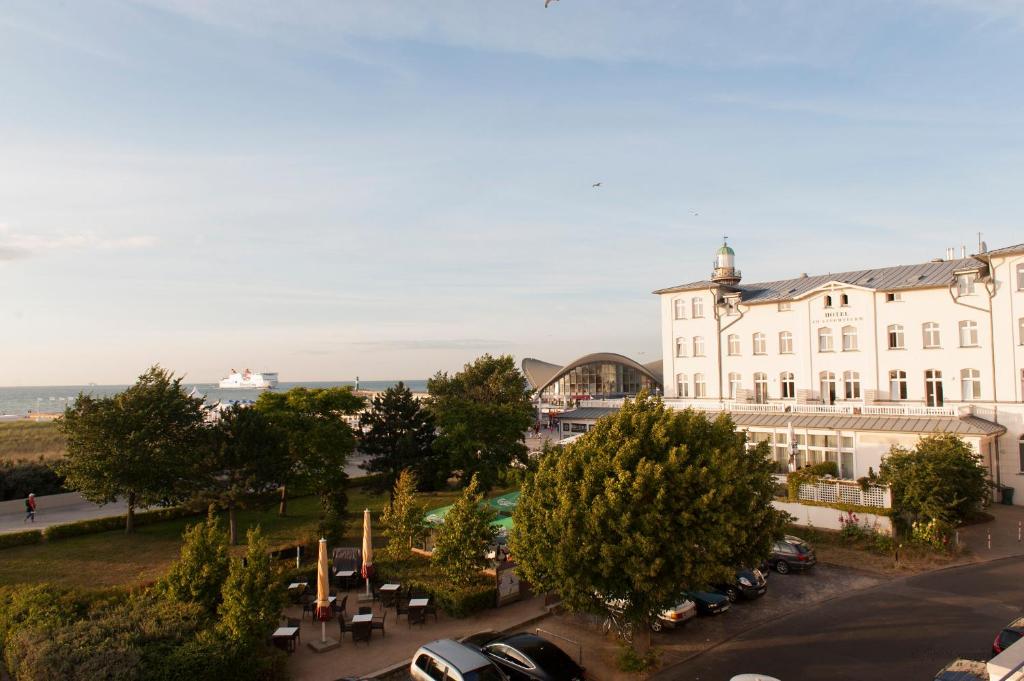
[545, 0, 558, 6]
[592, 182, 602, 188]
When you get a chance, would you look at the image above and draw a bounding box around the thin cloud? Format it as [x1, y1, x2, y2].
[0, 224, 157, 259]
[342, 339, 515, 351]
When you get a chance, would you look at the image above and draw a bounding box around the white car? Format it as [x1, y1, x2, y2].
[605, 597, 698, 631]
[411, 639, 508, 681]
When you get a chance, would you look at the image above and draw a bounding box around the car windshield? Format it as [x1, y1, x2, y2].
[520, 641, 579, 677]
[999, 629, 1023, 649]
[464, 666, 505, 681]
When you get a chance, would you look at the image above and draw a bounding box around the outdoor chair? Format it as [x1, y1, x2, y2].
[358, 606, 372, 615]
[396, 598, 409, 621]
[381, 586, 399, 609]
[332, 595, 348, 618]
[352, 620, 372, 645]
[338, 615, 353, 641]
[424, 601, 438, 622]
[408, 606, 426, 627]
[371, 610, 387, 637]
[300, 594, 316, 621]
[285, 617, 301, 643]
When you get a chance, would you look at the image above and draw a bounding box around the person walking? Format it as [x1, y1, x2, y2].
[24, 493, 36, 523]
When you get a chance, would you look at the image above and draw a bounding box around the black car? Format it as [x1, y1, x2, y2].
[682, 590, 731, 615]
[713, 567, 768, 602]
[768, 535, 817, 574]
[992, 616, 1024, 656]
[465, 632, 585, 681]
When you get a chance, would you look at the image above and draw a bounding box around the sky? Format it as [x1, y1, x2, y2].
[2, 1, 1023, 386]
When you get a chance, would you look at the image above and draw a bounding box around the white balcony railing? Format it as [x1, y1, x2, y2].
[797, 478, 891, 509]
[861, 404, 958, 417]
[581, 398, 967, 419]
[790, 404, 855, 415]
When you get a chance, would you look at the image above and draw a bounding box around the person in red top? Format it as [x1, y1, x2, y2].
[24, 493, 36, 523]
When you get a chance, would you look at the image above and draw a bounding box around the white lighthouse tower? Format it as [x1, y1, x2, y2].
[711, 237, 741, 285]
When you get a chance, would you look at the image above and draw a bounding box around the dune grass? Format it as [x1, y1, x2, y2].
[0, 420, 65, 462]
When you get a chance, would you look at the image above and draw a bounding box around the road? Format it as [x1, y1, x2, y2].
[654, 557, 1024, 681]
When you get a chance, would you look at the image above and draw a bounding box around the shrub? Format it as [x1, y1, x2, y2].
[218, 527, 286, 645]
[377, 555, 495, 618]
[431, 474, 496, 587]
[161, 512, 231, 614]
[0, 460, 65, 500]
[380, 469, 427, 560]
[786, 461, 840, 500]
[41, 505, 198, 541]
[0, 529, 43, 549]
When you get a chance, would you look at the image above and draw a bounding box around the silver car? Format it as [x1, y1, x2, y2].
[411, 639, 508, 681]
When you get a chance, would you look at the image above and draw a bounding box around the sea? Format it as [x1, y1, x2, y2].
[0, 380, 429, 417]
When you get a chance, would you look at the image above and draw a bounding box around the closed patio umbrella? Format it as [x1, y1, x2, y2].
[315, 538, 333, 642]
[361, 508, 374, 596]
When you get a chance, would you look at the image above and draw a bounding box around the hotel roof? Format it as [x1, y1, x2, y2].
[653, 256, 987, 301]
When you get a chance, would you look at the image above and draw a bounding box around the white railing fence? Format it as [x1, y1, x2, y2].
[797, 478, 891, 509]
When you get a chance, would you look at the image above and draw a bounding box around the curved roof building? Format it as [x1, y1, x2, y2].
[522, 353, 663, 405]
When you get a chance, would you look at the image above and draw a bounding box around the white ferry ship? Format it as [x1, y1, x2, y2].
[218, 369, 278, 390]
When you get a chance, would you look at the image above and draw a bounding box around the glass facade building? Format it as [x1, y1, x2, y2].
[540, 361, 657, 402]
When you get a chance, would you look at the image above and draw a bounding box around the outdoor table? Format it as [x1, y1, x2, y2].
[335, 570, 355, 578]
[408, 600, 428, 627]
[379, 583, 400, 592]
[287, 582, 308, 591]
[271, 626, 300, 653]
[352, 613, 373, 623]
[409, 598, 429, 607]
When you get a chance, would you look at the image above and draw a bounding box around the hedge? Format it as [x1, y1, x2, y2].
[41, 506, 199, 541]
[376, 555, 496, 618]
[0, 530, 43, 549]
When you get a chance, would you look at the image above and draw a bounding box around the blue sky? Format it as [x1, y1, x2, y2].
[2, 1, 1023, 385]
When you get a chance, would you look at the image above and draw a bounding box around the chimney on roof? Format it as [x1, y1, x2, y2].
[800, 273, 808, 278]
[945, 247, 954, 260]
[961, 245, 967, 258]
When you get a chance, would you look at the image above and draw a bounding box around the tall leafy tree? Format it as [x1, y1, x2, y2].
[511, 393, 786, 652]
[359, 382, 440, 494]
[878, 434, 988, 526]
[380, 469, 427, 560]
[195, 405, 290, 544]
[431, 474, 497, 586]
[162, 511, 231, 614]
[427, 354, 534, 491]
[255, 387, 364, 530]
[57, 366, 206, 533]
[218, 527, 285, 645]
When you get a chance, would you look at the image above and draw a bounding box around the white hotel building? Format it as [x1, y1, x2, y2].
[633, 240, 1024, 501]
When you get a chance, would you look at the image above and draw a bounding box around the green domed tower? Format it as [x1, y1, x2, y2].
[711, 239, 741, 285]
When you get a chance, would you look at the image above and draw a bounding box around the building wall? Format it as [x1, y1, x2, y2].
[772, 500, 894, 536]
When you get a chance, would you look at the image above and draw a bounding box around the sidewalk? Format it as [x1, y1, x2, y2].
[0, 494, 128, 534]
[285, 594, 549, 681]
[957, 502, 1024, 561]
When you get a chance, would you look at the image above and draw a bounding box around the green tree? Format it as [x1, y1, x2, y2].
[57, 366, 206, 533]
[431, 474, 497, 586]
[427, 354, 534, 490]
[255, 387, 364, 533]
[196, 405, 290, 544]
[511, 394, 786, 652]
[878, 434, 988, 526]
[161, 511, 231, 614]
[359, 382, 440, 494]
[380, 469, 427, 560]
[218, 527, 285, 645]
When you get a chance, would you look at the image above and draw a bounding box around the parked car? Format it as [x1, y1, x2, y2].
[465, 632, 585, 681]
[768, 535, 817, 574]
[603, 596, 698, 631]
[412, 639, 508, 681]
[992, 616, 1024, 656]
[682, 590, 731, 615]
[714, 568, 768, 602]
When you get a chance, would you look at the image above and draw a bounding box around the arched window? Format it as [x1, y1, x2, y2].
[819, 372, 837, 405]
[1018, 264, 1024, 291]
[674, 298, 687, 320]
[843, 371, 861, 400]
[923, 322, 941, 349]
[842, 326, 858, 351]
[728, 372, 742, 399]
[959, 320, 979, 347]
[925, 369, 943, 407]
[887, 324, 905, 350]
[818, 327, 834, 352]
[961, 368, 981, 400]
[889, 370, 907, 400]
[675, 337, 688, 357]
[754, 372, 768, 403]
[692, 336, 705, 357]
[694, 373, 707, 398]
[779, 331, 793, 354]
[824, 295, 833, 308]
[752, 332, 767, 355]
[1019, 318, 1024, 345]
[692, 297, 704, 318]
[780, 372, 796, 399]
[840, 293, 849, 306]
[727, 334, 741, 356]
[676, 373, 689, 398]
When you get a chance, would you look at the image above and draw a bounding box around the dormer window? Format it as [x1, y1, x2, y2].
[840, 294, 849, 306]
[957, 272, 977, 296]
[885, 292, 903, 303]
[824, 295, 833, 308]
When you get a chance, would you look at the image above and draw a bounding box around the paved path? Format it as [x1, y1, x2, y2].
[654, 556, 1024, 680]
[0, 497, 129, 534]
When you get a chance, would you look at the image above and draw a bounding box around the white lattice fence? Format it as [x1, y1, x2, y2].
[798, 479, 890, 509]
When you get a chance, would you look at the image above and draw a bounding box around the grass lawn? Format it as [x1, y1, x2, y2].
[789, 523, 964, 575]
[0, 420, 65, 462]
[0, 486, 467, 589]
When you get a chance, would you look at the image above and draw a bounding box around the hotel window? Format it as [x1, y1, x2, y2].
[728, 372, 742, 399]
[780, 372, 796, 399]
[1018, 264, 1024, 291]
[923, 322, 941, 348]
[925, 369, 944, 407]
[819, 371, 837, 405]
[694, 373, 707, 398]
[778, 301, 792, 311]
[779, 331, 793, 354]
[754, 372, 768, 403]
[676, 373, 689, 398]
[1020, 318, 1024, 345]
[957, 273, 976, 296]
[752, 332, 767, 355]
[840, 294, 849, 306]
[675, 337, 688, 357]
[843, 371, 861, 400]
[693, 336, 705, 357]
[692, 297, 704, 318]
[674, 298, 687, 320]
[889, 370, 908, 400]
[958, 320, 979, 347]
[824, 295, 833, 309]
[818, 327, 834, 352]
[961, 368, 981, 400]
[885, 292, 903, 303]
[887, 324, 905, 350]
[842, 326, 858, 351]
[727, 334, 741, 356]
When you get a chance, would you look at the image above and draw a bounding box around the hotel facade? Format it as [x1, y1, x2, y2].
[642, 241, 1024, 500]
